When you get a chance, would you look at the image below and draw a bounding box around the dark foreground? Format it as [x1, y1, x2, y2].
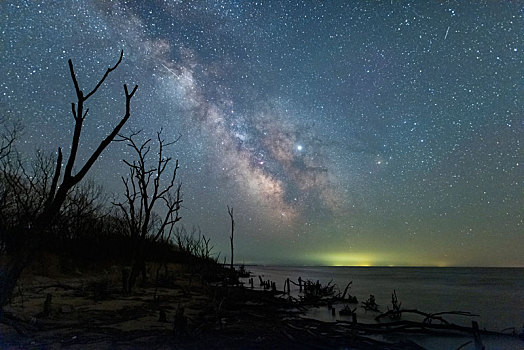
[0, 267, 520, 349]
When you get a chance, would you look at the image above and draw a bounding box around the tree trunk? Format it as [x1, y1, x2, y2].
[227, 206, 234, 271]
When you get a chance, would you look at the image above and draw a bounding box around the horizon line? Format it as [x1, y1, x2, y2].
[239, 263, 524, 268]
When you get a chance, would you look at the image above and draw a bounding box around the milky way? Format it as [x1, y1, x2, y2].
[1, 1, 522, 266]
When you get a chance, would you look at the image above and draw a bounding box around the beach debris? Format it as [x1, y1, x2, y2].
[340, 281, 352, 299]
[387, 289, 402, 320]
[453, 321, 487, 350]
[301, 279, 336, 302]
[335, 281, 358, 303]
[362, 294, 380, 312]
[375, 309, 479, 324]
[284, 278, 291, 294]
[472, 321, 485, 350]
[347, 295, 358, 304]
[237, 263, 250, 278]
[339, 305, 356, 317]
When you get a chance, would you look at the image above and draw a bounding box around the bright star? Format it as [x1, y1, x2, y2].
[297, 145, 303, 151]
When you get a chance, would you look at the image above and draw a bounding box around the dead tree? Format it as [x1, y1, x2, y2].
[227, 206, 234, 271]
[0, 118, 21, 162]
[0, 50, 137, 310]
[1, 151, 57, 234]
[0, 119, 21, 254]
[41, 51, 137, 225]
[60, 179, 106, 241]
[114, 129, 182, 292]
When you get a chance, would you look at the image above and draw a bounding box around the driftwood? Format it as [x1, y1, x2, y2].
[301, 279, 336, 303]
[284, 317, 427, 350]
[339, 305, 356, 316]
[387, 289, 402, 320]
[340, 281, 352, 299]
[472, 320, 485, 350]
[375, 309, 479, 324]
[362, 294, 380, 312]
[336, 318, 507, 339]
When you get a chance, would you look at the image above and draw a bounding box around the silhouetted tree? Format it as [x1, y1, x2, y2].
[0, 151, 57, 245]
[174, 225, 216, 261]
[114, 129, 182, 291]
[0, 118, 21, 162]
[0, 51, 138, 310]
[227, 206, 234, 271]
[60, 179, 107, 241]
[0, 118, 22, 253]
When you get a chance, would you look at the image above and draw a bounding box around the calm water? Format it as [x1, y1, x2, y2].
[246, 266, 524, 332]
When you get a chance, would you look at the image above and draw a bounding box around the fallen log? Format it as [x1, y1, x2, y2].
[336, 318, 517, 339]
[375, 308, 479, 324]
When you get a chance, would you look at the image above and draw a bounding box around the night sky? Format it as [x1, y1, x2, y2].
[1, 1, 522, 267]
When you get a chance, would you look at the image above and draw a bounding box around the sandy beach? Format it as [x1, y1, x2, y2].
[1, 262, 521, 350]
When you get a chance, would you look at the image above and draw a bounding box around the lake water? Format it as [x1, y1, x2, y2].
[245, 266, 524, 349]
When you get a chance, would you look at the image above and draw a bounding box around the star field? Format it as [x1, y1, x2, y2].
[1, 1, 522, 266]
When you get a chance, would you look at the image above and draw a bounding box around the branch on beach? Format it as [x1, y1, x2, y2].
[375, 308, 479, 324]
[362, 294, 380, 312]
[337, 318, 501, 339]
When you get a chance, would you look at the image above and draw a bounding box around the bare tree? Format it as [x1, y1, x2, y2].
[0, 118, 21, 162]
[0, 118, 22, 253]
[174, 225, 216, 261]
[1, 150, 107, 252]
[0, 51, 138, 309]
[60, 179, 107, 241]
[227, 206, 234, 271]
[40, 50, 137, 226]
[114, 129, 182, 292]
[0, 151, 57, 236]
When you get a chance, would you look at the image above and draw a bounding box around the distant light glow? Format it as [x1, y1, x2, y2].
[311, 252, 453, 267]
[297, 145, 303, 151]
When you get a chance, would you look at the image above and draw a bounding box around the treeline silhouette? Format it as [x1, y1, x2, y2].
[0, 51, 224, 312]
[0, 118, 220, 268]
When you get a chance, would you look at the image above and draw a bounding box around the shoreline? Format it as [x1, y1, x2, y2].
[1, 267, 522, 349]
